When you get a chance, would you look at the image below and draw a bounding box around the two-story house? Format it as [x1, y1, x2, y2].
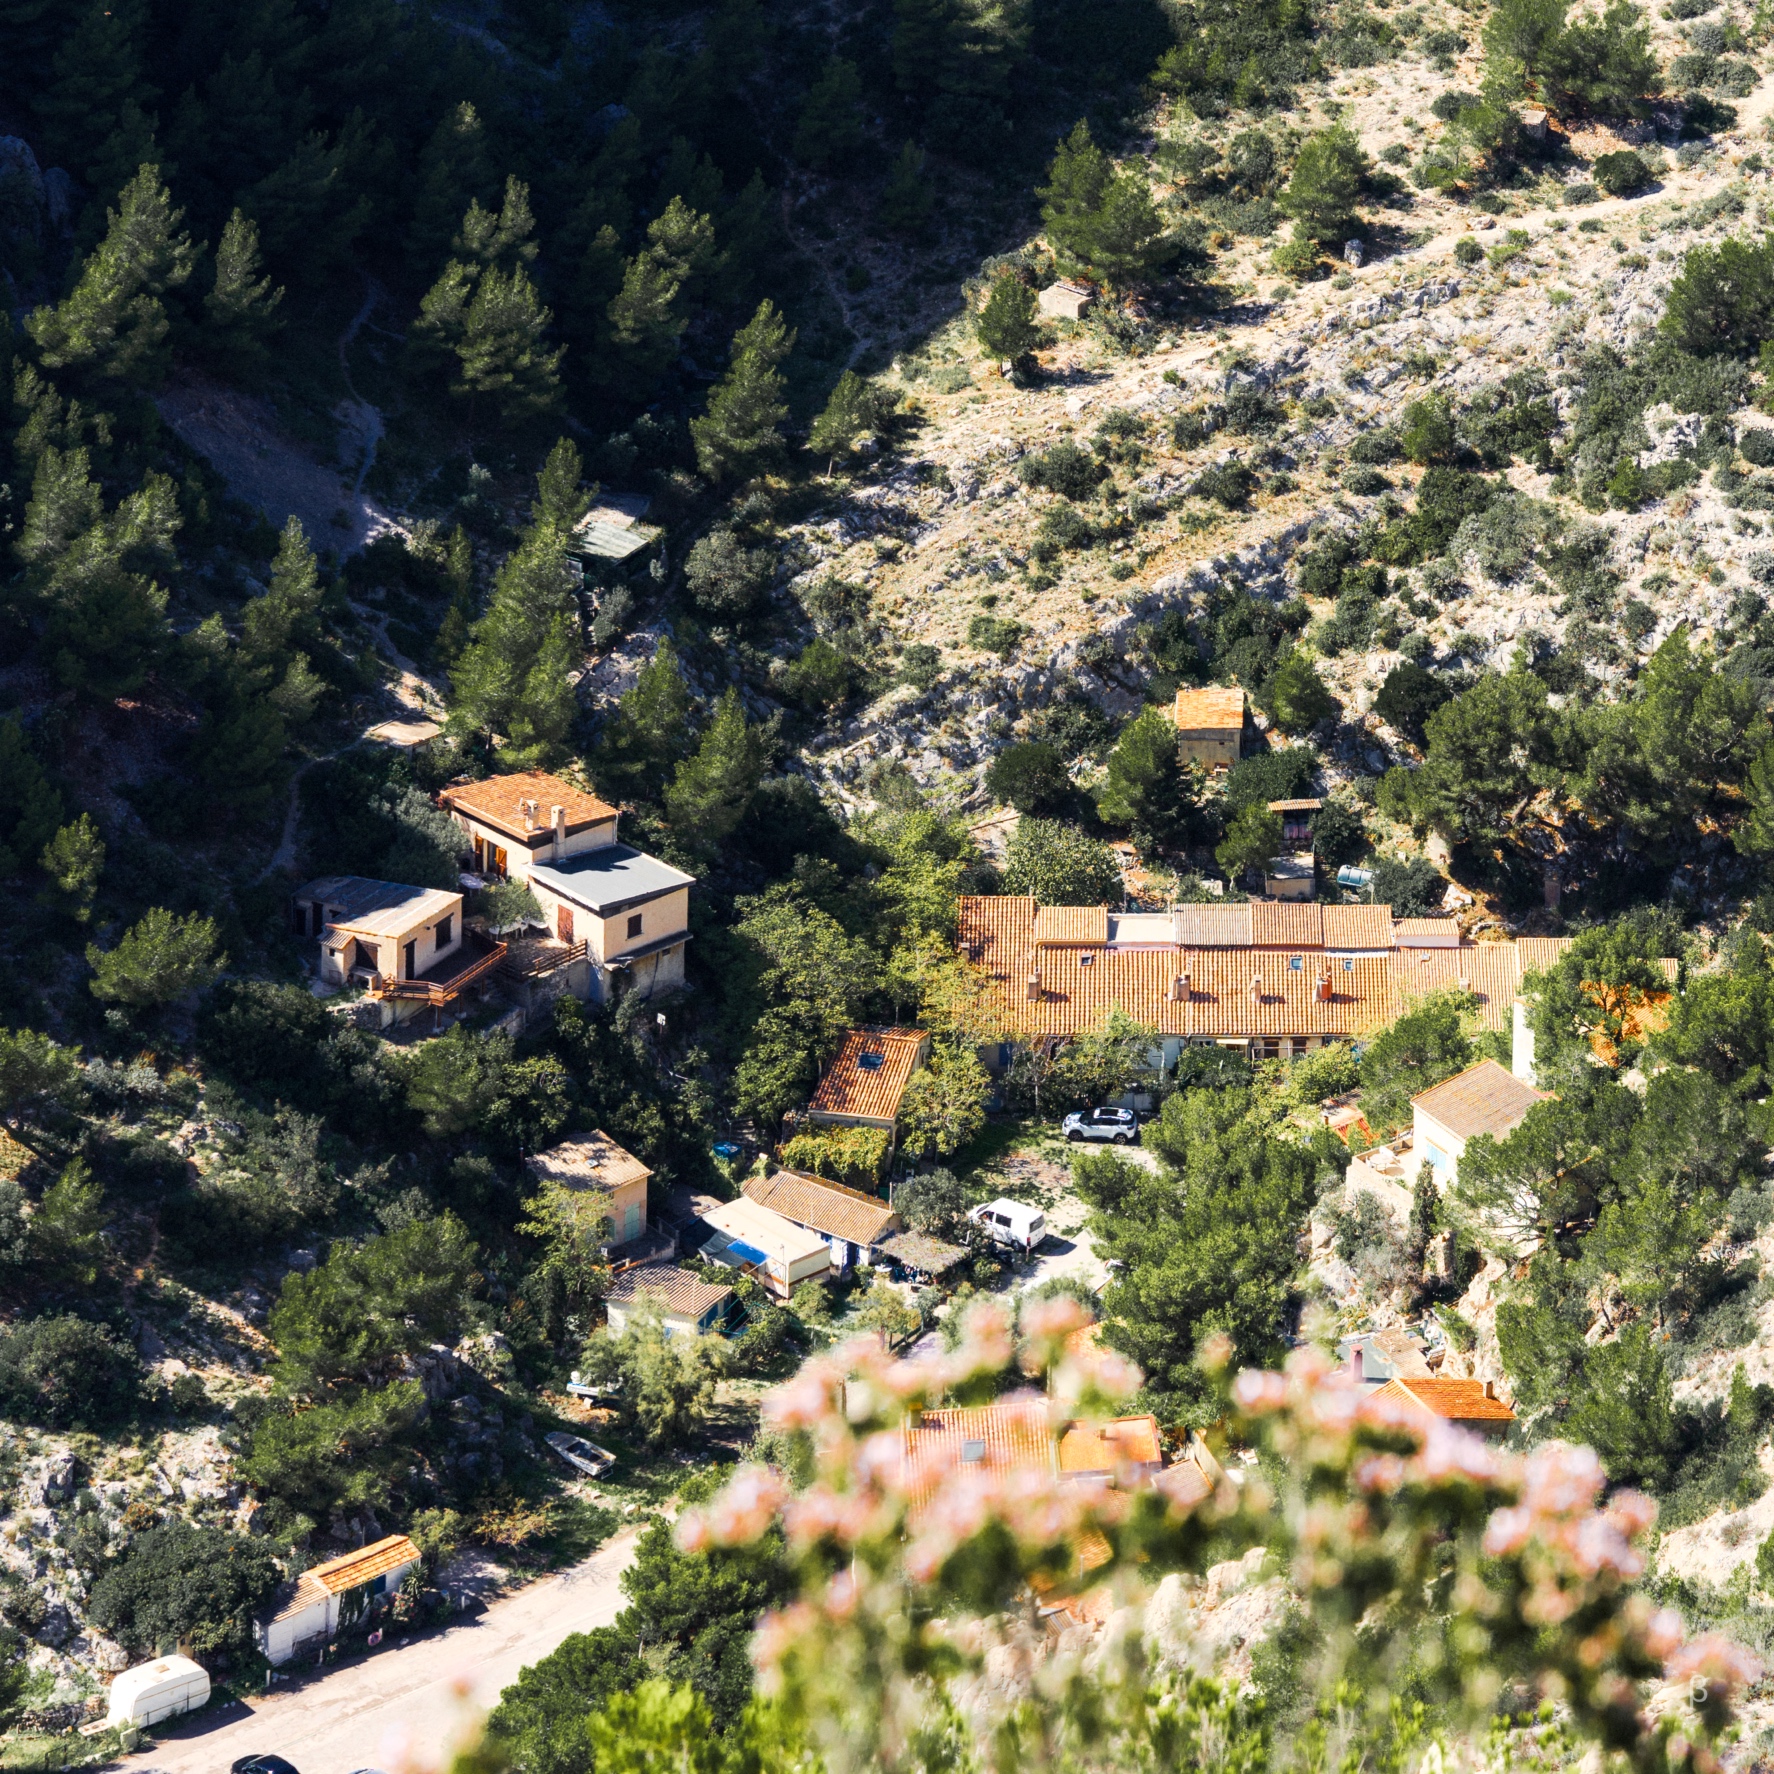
[438, 771, 695, 1004]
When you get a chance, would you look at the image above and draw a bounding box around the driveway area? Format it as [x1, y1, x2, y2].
[121, 1527, 642, 1774]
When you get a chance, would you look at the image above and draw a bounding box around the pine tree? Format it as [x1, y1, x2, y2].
[531, 437, 591, 537]
[454, 265, 564, 421]
[32, 0, 159, 201]
[1083, 173, 1166, 287]
[892, 0, 960, 96]
[455, 175, 538, 269]
[27, 165, 196, 387]
[976, 274, 1039, 362]
[808, 371, 880, 476]
[602, 200, 716, 397]
[879, 143, 933, 236]
[241, 517, 322, 661]
[794, 59, 866, 171]
[40, 814, 105, 923]
[1038, 122, 1110, 266]
[203, 209, 284, 372]
[448, 456, 584, 762]
[1096, 706, 1188, 845]
[0, 719, 64, 877]
[406, 101, 497, 267]
[596, 639, 692, 799]
[690, 299, 795, 485]
[664, 690, 771, 853]
[436, 525, 476, 665]
[1278, 125, 1368, 247]
[19, 446, 177, 697]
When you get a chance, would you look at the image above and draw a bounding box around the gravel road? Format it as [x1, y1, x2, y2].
[120, 1527, 642, 1774]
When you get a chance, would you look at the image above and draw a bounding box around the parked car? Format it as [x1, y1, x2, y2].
[545, 1431, 616, 1478]
[968, 1198, 1047, 1255]
[233, 1758, 301, 1774]
[1061, 1106, 1140, 1145]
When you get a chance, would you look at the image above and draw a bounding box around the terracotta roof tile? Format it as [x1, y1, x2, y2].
[439, 772, 618, 842]
[1250, 901, 1323, 948]
[1174, 902, 1254, 946]
[1388, 943, 1524, 1031]
[1267, 798, 1324, 813]
[1376, 1376, 1516, 1423]
[305, 1535, 419, 1597]
[1034, 905, 1109, 947]
[904, 1397, 1054, 1512]
[1173, 686, 1246, 732]
[1514, 937, 1575, 977]
[1411, 1059, 1549, 1141]
[744, 1170, 899, 1246]
[1322, 904, 1394, 949]
[807, 1028, 928, 1122]
[1057, 1414, 1163, 1475]
[1394, 917, 1462, 943]
[527, 1130, 651, 1193]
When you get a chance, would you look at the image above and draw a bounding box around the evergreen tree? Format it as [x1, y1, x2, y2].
[1215, 803, 1282, 882]
[1039, 122, 1110, 265]
[665, 690, 772, 853]
[88, 908, 226, 1008]
[596, 639, 693, 799]
[456, 175, 538, 269]
[603, 200, 717, 397]
[976, 274, 1039, 362]
[1083, 173, 1167, 287]
[531, 436, 592, 537]
[892, 0, 959, 96]
[40, 814, 105, 922]
[1096, 706, 1188, 845]
[32, 0, 159, 203]
[203, 209, 284, 372]
[879, 143, 933, 235]
[454, 265, 564, 422]
[1262, 649, 1335, 732]
[0, 719, 65, 877]
[241, 517, 322, 662]
[18, 446, 177, 697]
[405, 101, 497, 268]
[691, 300, 795, 485]
[808, 371, 880, 476]
[1278, 126, 1369, 246]
[794, 59, 866, 171]
[27, 165, 196, 387]
[436, 524, 477, 665]
[449, 456, 585, 762]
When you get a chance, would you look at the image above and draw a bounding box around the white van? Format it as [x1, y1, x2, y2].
[969, 1198, 1046, 1255]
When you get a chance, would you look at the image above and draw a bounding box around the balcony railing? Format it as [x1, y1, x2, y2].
[367, 935, 508, 1005]
[500, 939, 588, 980]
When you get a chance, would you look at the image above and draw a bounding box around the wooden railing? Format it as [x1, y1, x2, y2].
[369, 938, 508, 1005]
[500, 940, 588, 980]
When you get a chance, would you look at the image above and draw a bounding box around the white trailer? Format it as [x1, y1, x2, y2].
[106, 1656, 210, 1729]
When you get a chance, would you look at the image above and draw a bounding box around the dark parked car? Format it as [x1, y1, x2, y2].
[233, 1758, 301, 1774]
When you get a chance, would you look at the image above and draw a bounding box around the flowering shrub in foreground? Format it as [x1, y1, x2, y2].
[678, 1301, 1759, 1774]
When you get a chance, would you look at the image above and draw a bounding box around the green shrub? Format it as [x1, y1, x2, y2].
[1272, 232, 1324, 279]
[1374, 661, 1453, 743]
[1661, 233, 1774, 357]
[88, 1522, 281, 1656]
[1193, 462, 1257, 507]
[967, 613, 1026, 656]
[1018, 440, 1108, 500]
[0, 1315, 142, 1428]
[987, 742, 1071, 813]
[900, 643, 943, 690]
[1001, 818, 1122, 904]
[1453, 237, 1483, 265]
[1349, 426, 1401, 464]
[1593, 149, 1651, 195]
[1743, 428, 1774, 466]
[784, 638, 855, 712]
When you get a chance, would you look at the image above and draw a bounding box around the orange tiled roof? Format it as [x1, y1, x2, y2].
[1388, 941, 1532, 1032]
[1173, 686, 1246, 732]
[439, 772, 618, 841]
[1411, 1059, 1549, 1142]
[307, 1535, 418, 1596]
[1514, 937, 1576, 978]
[744, 1170, 899, 1247]
[1322, 904, 1395, 949]
[1376, 1376, 1516, 1423]
[959, 897, 1398, 1041]
[904, 1398, 1054, 1510]
[808, 1028, 927, 1122]
[1058, 1414, 1163, 1476]
[1250, 900, 1327, 948]
[1034, 904, 1109, 947]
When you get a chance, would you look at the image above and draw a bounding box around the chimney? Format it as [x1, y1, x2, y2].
[1350, 1345, 1364, 1382]
[551, 803, 566, 859]
[1316, 964, 1332, 1003]
[1026, 969, 1041, 1001]
[1483, 1378, 1496, 1400]
[521, 798, 537, 829]
[1170, 971, 1190, 1002]
[1249, 973, 1262, 1005]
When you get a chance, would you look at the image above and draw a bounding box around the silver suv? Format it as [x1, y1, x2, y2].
[1061, 1106, 1139, 1145]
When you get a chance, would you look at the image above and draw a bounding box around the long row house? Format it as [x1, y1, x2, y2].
[958, 894, 1574, 1067]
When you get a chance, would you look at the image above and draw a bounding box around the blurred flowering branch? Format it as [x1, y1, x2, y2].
[679, 1300, 1758, 1774]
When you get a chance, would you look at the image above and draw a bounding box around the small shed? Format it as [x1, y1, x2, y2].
[1262, 852, 1316, 901]
[604, 1261, 733, 1337]
[256, 1534, 419, 1667]
[106, 1656, 210, 1728]
[1038, 280, 1094, 320]
[1172, 686, 1246, 767]
[571, 494, 663, 581]
[527, 1131, 652, 1251]
[699, 1196, 834, 1298]
[806, 1027, 930, 1131]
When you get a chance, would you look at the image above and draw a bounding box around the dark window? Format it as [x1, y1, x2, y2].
[292, 903, 308, 935]
[436, 915, 453, 948]
[626, 912, 643, 938]
[857, 1051, 884, 1071]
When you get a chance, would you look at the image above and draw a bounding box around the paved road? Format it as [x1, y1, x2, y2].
[122, 1528, 642, 1774]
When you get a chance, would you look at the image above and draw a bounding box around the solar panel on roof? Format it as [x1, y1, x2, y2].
[857, 1052, 884, 1070]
